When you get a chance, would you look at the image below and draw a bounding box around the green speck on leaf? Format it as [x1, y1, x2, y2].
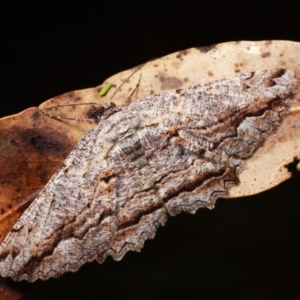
[99, 84, 112, 96]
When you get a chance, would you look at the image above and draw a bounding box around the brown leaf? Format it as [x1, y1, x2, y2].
[0, 108, 75, 244]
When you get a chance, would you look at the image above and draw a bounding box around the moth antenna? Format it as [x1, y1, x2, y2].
[125, 73, 142, 103]
[40, 102, 105, 122]
[39, 58, 157, 122]
[109, 58, 158, 102]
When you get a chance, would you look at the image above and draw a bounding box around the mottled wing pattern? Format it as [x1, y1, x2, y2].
[0, 69, 295, 281]
[0, 121, 119, 281]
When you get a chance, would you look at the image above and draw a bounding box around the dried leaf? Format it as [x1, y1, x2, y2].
[0, 41, 299, 289]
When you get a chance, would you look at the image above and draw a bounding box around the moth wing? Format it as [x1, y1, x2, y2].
[0, 69, 294, 282]
[0, 123, 117, 282]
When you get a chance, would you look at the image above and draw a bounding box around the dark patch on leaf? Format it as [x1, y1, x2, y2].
[176, 50, 190, 60]
[261, 52, 271, 58]
[30, 135, 64, 156]
[196, 44, 216, 53]
[158, 75, 183, 90]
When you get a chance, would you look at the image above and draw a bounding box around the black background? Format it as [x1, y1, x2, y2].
[1, 2, 300, 300]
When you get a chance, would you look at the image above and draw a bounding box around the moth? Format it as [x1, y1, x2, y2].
[0, 69, 295, 281]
